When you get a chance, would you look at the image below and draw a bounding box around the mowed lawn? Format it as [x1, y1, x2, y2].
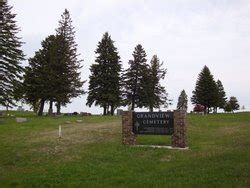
[0, 111, 249, 187]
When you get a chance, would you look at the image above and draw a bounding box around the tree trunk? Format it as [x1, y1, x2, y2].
[32, 101, 39, 113]
[103, 105, 107, 115]
[38, 99, 45, 116]
[107, 104, 109, 115]
[48, 100, 53, 115]
[149, 106, 153, 112]
[6, 101, 9, 111]
[111, 104, 114, 116]
[204, 106, 207, 114]
[56, 101, 61, 115]
[131, 95, 135, 111]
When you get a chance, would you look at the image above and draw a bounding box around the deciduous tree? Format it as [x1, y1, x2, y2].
[229, 96, 239, 112]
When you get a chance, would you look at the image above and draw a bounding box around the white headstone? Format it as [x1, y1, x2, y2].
[16, 117, 27, 123]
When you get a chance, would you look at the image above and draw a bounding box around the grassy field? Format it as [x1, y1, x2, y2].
[0, 111, 249, 187]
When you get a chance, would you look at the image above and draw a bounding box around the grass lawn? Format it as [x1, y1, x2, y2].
[0, 111, 249, 187]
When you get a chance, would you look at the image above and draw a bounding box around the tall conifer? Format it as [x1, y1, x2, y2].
[140, 55, 168, 111]
[123, 44, 147, 110]
[87, 32, 122, 115]
[24, 35, 59, 115]
[214, 80, 227, 112]
[0, 0, 25, 109]
[177, 90, 188, 111]
[191, 65, 217, 114]
[55, 9, 85, 114]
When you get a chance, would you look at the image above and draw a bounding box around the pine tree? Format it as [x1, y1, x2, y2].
[141, 55, 168, 112]
[191, 65, 218, 114]
[229, 96, 239, 112]
[87, 32, 122, 115]
[0, 1, 25, 110]
[177, 90, 188, 111]
[55, 9, 85, 114]
[123, 44, 147, 110]
[214, 80, 227, 112]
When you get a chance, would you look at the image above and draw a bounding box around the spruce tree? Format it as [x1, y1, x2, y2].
[141, 55, 168, 112]
[0, 1, 25, 110]
[177, 90, 188, 111]
[123, 44, 147, 110]
[55, 9, 85, 114]
[24, 35, 59, 115]
[215, 80, 227, 112]
[191, 65, 218, 114]
[87, 32, 122, 115]
[24, 50, 47, 116]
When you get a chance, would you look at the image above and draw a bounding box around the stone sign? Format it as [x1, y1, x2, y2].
[133, 112, 173, 135]
[122, 110, 187, 148]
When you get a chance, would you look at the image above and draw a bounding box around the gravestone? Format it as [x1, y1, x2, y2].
[16, 117, 27, 123]
[17, 106, 24, 111]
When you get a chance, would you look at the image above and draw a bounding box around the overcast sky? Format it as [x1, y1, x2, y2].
[8, 0, 250, 113]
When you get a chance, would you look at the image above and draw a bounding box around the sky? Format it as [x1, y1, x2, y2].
[7, 0, 250, 114]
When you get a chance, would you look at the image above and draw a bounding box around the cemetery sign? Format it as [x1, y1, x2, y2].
[133, 112, 174, 135]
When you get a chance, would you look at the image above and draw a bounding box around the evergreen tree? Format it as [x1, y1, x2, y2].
[229, 96, 239, 112]
[141, 55, 168, 112]
[0, 1, 25, 110]
[87, 32, 122, 115]
[123, 44, 147, 110]
[191, 65, 218, 114]
[24, 35, 59, 115]
[214, 79, 227, 112]
[55, 9, 85, 114]
[24, 32, 83, 116]
[177, 89, 188, 111]
[24, 50, 47, 116]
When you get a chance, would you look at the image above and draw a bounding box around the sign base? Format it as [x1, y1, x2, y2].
[132, 145, 189, 150]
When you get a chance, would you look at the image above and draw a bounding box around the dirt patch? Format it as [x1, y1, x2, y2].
[25, 122, 121, 162]
[218, 126, 240, 136]
[160, 155, 172, 162]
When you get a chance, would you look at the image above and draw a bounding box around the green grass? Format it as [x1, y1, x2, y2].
[0, 111, 249, 187]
